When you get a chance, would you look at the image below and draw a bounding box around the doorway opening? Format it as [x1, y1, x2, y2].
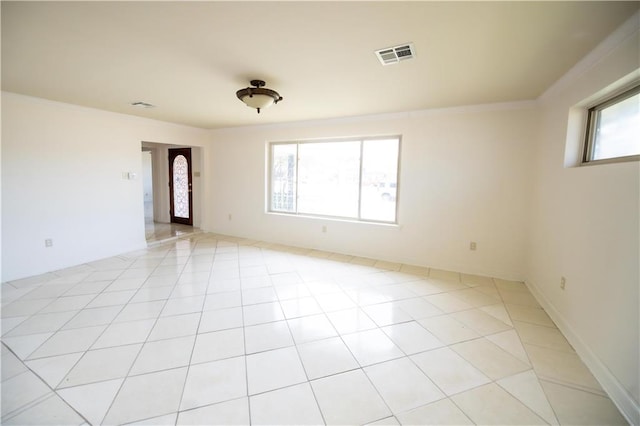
[141, 143, 201, 244]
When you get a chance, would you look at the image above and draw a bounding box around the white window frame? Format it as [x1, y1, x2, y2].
[267, 136, 401, 224]
[583, 83, 640, 165]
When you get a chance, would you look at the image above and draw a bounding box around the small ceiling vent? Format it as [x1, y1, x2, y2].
[375, 43, 416, 65]
[130, 101, 155, 108]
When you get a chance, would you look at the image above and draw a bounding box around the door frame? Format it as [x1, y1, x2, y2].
[168, 147, 193, 226]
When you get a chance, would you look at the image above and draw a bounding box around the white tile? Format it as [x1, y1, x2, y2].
[540, 380, 626, 425]
[59, 344, 141, 388]
[29, 326, 105, 359]
[311, 370, 391, 425]
[326, 308, 377, 335]
[394, 298, 443, 320]
[130, 335, 195, 375]
[25, 352, 84, 388]
[242, 287, 278, 305]
[243, 302, 285, 326]
[524, 344, 602, 392]
[177, 397, 249, 425]
[1, 349, 28, 382]
[203, 291, 242, 310]
[246, 347, 307, 395]
[64, 281, 111, 296]
[3, 393, 85, 425]
[342, 329, 404, 366]
[365, 357, 444, 413]
[363, 302, 413, 327]
[297, 337, 359, 380]
[199, 307, 243, 332]
[451, 383, 546, 425]
[451, 338, 530, 380]
[85, 290, 135, 309]
[245, 321, 293, 354]
[411, 347, 490, 396]
[273, 284, 311, 301]
[382, 321, 444, 355]
[396, 398, 473, 425]
[1, 316, 29, 336]
[3, 332, 55, 360]
[314, 291, 356, 312]
[428, 269, 460, 282]
[191, 328, 245, 364]
[513, 320, 574, 353]
[485, 329, 530, 363]
[58, 378, 123, 425]
[250, 382, 323, 425]
[287, 314, 337, 344]
[279, 297, 323, 319]
[180, 357, 247, 411]
[498, 370, 558, 425]
[62, 306, 121, 329]
[418, 315, 480, 345]
[130, 286, 174, 303]
[2, 298, 56, 319]
[37, 295, 94, 314]
[505, 304, 555, 327]
[1, 370, 52, 416]
[5, 311, 77, 337]
[148, 312, 200, 341]
[451, 309, 512, 336]
[161, 295, 205, 317]
[479, 303, 514, 326]
[367, 416, 400, 426]
[91, 319, 155, 349]
[104, 368, 187, 424]
[114, 300, 165, 323]
[423, 293, 474, 313]
[130, 412, 178, 425]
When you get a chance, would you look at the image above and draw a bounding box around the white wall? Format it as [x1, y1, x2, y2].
[527, 13, 639, 424]
[1, 93, 210, 282]
[141, 151, 153, 203]
[208, 104, 536, 280]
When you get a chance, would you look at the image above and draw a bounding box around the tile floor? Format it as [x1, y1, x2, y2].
[145, 222, 200, 245]
[0, 233, 628, 425]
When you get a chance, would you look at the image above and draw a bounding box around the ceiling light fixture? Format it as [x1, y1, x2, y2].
[236, 80, 283, 113]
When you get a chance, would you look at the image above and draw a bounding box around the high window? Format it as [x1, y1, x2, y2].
[269, 137, 400, 223]
[583, 84, 640, 164]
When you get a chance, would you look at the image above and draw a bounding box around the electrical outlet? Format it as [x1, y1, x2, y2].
[45, 238, 53, 248]
[322, 225, 327, 233]
[228, 214, 232, 221]
[560, 276, 566, 290]
[469, 241, 477, 251]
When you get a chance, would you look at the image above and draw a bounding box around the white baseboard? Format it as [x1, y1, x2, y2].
[525, 280, 640, 425]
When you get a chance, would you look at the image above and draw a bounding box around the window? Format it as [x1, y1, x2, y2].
[269, 137, 400, 223]
[583, 84, 640, 163]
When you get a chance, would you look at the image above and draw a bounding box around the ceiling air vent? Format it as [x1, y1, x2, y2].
[130, 101, 155, 108]
[375, 43, 416, 65]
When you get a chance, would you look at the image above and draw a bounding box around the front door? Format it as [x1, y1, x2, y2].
[168, 148, 193, 226]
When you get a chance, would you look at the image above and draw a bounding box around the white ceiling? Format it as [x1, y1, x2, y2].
[2, 2, 638, 129]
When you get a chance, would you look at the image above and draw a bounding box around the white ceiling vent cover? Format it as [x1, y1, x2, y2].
[375, 43, 416, 65]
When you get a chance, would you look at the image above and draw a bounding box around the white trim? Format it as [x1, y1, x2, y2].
[525, 279, 640, 425]
[540, 11, 640, 101]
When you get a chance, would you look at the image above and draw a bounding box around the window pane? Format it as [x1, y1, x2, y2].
[592, 91, 640, 161]
[271, 144, 297, 212]
[360, 139, 399, 222]
[298, 141, 360, 218]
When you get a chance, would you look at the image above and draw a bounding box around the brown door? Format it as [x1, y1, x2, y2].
[168, 148, 193, 226]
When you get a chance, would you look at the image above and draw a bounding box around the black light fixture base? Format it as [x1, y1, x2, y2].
[250, 80, 266, 88]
